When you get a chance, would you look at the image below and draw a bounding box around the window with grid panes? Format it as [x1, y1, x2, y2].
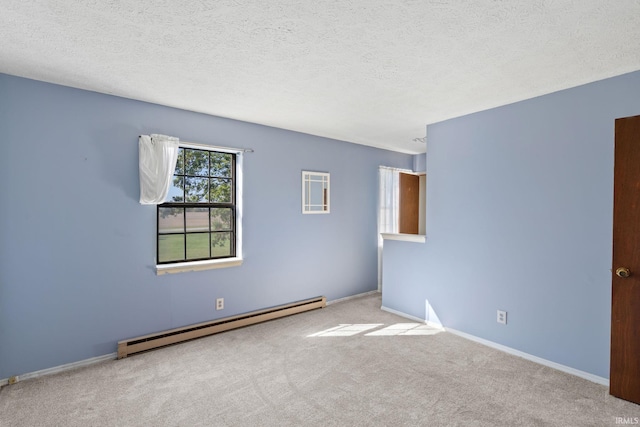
[157, 147, 236, 264]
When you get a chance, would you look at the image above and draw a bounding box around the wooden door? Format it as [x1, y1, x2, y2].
[399, 172, 419, 234]
[611, 114, 640, 404]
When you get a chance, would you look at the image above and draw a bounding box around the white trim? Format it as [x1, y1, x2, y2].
[156, 257, 243, 275]
[1, 311, 608, 390]
[327, 290, 379, 305]
[235, 152, 244, 260]
[425, 321, 445, 329]
[156, 146, 244, 274]
[302, 171, 330, 214]
[0, 353, 117, 387]
[381, 233, 426, 243]
[376, 306, 609, 386]
[445, 327, 609, 386]
[380, 305, 426, 323]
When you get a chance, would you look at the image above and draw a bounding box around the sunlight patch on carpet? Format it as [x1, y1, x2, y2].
[366, 323, 442, 336]
[307, 324, 383, 337]
[307, 323, 441, 337]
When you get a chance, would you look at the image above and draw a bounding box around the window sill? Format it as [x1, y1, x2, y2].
[381, 233, 426, 243]
[156, 257, 243, 275]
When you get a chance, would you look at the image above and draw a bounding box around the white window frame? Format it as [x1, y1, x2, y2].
[156, 142, 244, 275]
[302, 171, 330, 214]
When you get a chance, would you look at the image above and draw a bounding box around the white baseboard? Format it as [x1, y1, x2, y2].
[2, 304, 609, 389]
[376, 306, 609, 387]
[445, 327, 609, 386]
[327, 290, 379, 305]
[426, 321, 445, 330]
[0, 353, 117, 388]
[1, 292, 379, 387]
[380, 305, 426, 323]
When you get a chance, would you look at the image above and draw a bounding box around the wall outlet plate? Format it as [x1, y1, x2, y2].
[216, 298, 224, 310]
[497, 310, 507, 325]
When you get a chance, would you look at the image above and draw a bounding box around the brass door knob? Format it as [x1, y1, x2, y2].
[616, 267, 631, 278]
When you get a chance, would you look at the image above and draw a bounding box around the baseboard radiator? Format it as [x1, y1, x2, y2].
[117, 296, 326, 359]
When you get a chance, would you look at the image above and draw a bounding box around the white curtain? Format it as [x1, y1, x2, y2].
[378, 166, 412, 290]
[378, 167, 400, 235]
[139, 134, 180, 205]
[378, 166, 401, 290]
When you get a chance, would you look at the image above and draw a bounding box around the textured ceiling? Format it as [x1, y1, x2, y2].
[1, 1, 640, 154]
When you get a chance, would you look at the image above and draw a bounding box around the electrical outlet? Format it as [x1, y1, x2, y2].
[497, 310, 507, 325]
[216, 298, 224, 311]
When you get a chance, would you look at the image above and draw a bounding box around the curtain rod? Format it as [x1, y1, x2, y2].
[378, 165, 413, 172]
[181, 140, 254, 153]
[140, 135, 254, 153]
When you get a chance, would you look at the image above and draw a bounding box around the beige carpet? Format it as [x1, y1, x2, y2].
[1, 293, 639, 426]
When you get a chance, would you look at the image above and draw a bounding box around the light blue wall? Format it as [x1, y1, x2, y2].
[412, 153, 426, 173]
[0, 74, 412, 378]
[383, 70, 640, 379]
